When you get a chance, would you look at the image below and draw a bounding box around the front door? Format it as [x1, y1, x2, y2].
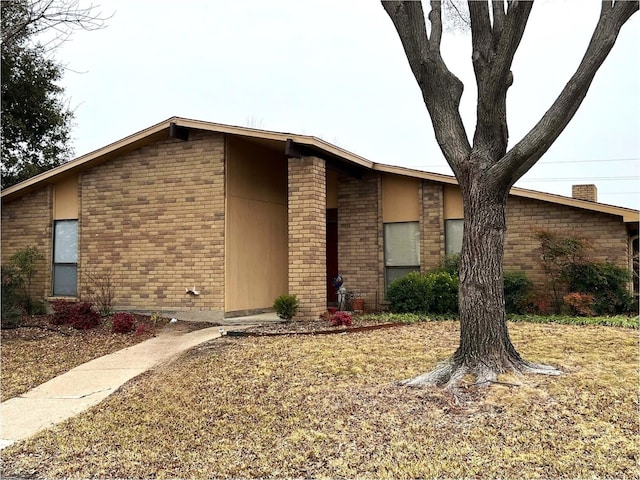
[326, 209, 338, 305]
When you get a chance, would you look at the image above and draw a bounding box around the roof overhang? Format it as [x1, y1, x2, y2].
[2, 116, 638, 224]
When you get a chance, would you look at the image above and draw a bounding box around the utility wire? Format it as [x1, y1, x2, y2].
[518, 176, 639, 182]
[413, 157, 638, 168]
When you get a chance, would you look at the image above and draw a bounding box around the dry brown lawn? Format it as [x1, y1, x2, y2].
[1, 321, 638, 479]
[0, 315, 166, 401]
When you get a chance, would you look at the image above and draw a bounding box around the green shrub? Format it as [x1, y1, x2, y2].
[386, 271, 458, 314]
[386, 271, 432, 314]
[435, 254, 460, 277]
[563, 262, 633, 315]
[9, 246, 44, 315]
[2, 265, 26, 328]
[1, 303, 22, 329]
[274, 294, 299, 321]
[30, 300, 48, 315]
[428, 272, 459, 314]
[504, 271, 533, 314]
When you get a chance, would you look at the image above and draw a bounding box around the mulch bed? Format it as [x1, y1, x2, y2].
[233, 317, 404, 336]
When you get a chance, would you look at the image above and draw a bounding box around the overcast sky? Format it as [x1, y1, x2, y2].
[51, 0, 639, 209]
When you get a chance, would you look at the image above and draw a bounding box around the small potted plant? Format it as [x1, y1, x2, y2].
[349, 290, 364, 312]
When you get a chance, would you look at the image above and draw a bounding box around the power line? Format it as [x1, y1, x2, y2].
[539, 157, 639, 164]
[518, 176, 639, 182]
[412, 157, 639, 168]
[600, 192, 640, 195]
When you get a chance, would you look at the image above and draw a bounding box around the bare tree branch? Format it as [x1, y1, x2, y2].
[1, 0, 110, 51]
[491, 0, 506, 43]
[492, 0, 639, 186]
[469, 0, 533, 168]
[382, 0, 471, 171]
[428, 0, 443, 50]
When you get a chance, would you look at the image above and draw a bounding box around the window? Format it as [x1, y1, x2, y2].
[384, 222, 420, 288]
[445, 219, 464, 255]
[53, 220, 78, 296]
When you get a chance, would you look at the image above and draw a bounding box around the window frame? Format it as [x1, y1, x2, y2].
[52, 219, 78, 297]
[445, 218, 464, 256]
[383, 221, 420, 290]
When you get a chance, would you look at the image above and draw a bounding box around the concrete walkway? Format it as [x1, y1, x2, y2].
[0, 314, 278, 449]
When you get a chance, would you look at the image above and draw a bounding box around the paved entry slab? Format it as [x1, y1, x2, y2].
[0, 324, 233, 448]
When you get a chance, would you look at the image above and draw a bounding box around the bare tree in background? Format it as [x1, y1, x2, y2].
[382, 0, 638, 388]
[1, 0, 109, 51]
[1, 0, 110, 188]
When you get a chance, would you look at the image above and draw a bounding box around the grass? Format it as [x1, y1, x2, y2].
[1, 320, 637, 479]
[364, 312, 640, 329]
[0, 314, 166, 401]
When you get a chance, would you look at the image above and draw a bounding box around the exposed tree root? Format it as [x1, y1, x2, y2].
[400, 357, 562, 390]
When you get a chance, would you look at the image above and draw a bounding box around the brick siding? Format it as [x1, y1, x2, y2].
[337, 171, 383, 310]
[80, 131, 225, 319]
[1, 188, 52, 299]
[572, 184, 597, 202]
[420, 181, 445, 271]
[505, 195, 629, 298]
[288, 156, 326, 319]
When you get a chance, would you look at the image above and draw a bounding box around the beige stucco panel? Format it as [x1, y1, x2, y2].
[226, 197, 287, 310]
[54, 175, 78, 220]
[382, 174, 420, 223]
[444, 185, 464, 219]
[225, 137, 287, 312]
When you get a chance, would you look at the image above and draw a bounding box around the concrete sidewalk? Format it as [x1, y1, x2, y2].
[0, 318, 268, 449]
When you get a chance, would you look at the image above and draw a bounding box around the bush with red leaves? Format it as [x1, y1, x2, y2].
[51, 299, 73, 325]
[135, 323, 151, 336]
[51, 300, 101, 330]
[330, 311, 353, 327]
[112, 312, 137, 334]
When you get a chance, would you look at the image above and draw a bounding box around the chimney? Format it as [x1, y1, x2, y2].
[572, 184, 598, 202]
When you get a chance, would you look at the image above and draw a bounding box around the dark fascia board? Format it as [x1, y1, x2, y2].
[285, 139, 366, 179]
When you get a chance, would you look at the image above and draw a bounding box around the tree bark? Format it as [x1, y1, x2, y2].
[401, 167, 560, 388]
[383, 0, 638, 389]
[454, 178, 516, 374]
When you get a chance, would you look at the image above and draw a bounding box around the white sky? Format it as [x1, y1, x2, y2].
[52, 0, 639, 210]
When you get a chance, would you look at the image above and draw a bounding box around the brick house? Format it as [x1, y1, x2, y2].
[2, 117, 638, 320]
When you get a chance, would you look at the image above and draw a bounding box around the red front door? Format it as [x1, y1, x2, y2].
[326, 209, 338, 305]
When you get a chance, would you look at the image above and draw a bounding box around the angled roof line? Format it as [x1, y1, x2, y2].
[2, 116, 638, 223]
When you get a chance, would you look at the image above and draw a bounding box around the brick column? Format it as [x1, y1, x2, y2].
[421, 181, 445, 271]
[337, 172, 382, 310]
[288, 156, 326, 320]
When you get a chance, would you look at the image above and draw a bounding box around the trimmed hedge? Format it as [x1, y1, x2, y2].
[386, 271, 458, 314]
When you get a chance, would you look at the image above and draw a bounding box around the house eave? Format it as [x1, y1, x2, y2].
[2, 115, 638, 224]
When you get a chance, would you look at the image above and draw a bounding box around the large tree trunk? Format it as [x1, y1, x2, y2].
[402, 168, 560, 388]
[383, 0, 638, 389]
[454, 178, 518, 375]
